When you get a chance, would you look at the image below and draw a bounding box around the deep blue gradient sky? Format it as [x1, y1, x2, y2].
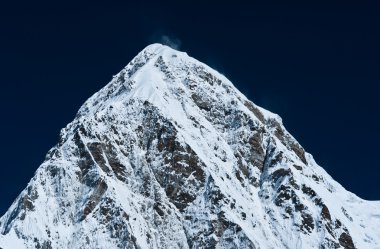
[0, 1, 379, 215]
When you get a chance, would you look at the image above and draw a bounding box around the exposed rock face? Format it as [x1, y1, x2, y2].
[1, 44, 380, 248]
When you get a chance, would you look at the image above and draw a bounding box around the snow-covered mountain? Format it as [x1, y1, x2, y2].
[1, 44, 379, 249]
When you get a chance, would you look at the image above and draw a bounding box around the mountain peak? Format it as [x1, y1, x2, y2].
[141, 43, 177, 53]
[1, 45, 379, 249]
[136, 43, 187, 64]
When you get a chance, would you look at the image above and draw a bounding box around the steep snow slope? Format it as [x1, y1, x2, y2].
[0, 44, 379, 249]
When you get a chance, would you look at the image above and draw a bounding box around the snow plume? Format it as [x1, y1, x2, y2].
[159, 35, 182, 50]
[148, 30, 182, 50]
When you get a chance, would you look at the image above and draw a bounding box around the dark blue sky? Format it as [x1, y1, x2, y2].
[0, 1, 379, 215]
